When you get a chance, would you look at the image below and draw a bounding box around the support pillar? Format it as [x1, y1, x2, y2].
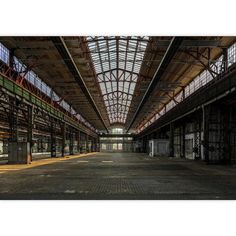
[203, 105, 210, 162]
[86, 134, 89, 153]
[50, 118, 56, 157]
[169, 123, 174, 157]
[78, 130, 81, 153]
[193, 117, 201, 160]
[93, 138, 96, 152]
[91, 138, 94, 152]
[180, 123, 185, 158]
[69, 128, 74, 155]
[27, 105, 34, 162]
[93, 138, 97, 152]
[97, 137, 100, 152]
[61, 122, 65, 157]
[75, 131, 79, 154]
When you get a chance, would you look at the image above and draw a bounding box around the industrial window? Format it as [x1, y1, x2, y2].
[111, 128, 123, 134]
[228, 42, 236, 67]
[13, 57, 26, 73]
[211, 55, 224, 74]
[86, 36, 149, 124]
[0, 43, 9, 64]
[166, 100, 175, 112]
[26, 71, 37, 86]
[61, 100, 70, 111]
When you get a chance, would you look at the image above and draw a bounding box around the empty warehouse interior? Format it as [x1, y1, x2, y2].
[1, 36, 236, 199]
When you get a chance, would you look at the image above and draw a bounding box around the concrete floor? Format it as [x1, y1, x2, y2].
[1, 152, 236, 200]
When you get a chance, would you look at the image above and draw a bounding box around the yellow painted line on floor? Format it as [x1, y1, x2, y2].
[0, 152, 97, 174]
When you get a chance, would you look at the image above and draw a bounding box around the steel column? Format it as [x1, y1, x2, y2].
[27, 105, 34, 162]
[180, 124, 185, 158]
[50, 118, 56, 157]
[86, 134, 89, 153]
[61, 122, 66, 157]
[127, 37, 184, 132]
[202, 105, 210, 162]
[78, 130, 82, 154]
[69, 128, 74, 155]
[169, 123, 174, 157]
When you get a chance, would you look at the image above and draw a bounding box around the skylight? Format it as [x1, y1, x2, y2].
[86, 36, 149, 124]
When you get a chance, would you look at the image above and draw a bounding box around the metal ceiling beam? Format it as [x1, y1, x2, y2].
[152, 39, 221, 48]
[86, 38, 149, 43]
[126, 37, 184, 132]
[182, 39, 221, 47]
[51, 37, 109, 132]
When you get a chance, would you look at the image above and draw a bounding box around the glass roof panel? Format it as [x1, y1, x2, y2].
[86, 36, 149, 124]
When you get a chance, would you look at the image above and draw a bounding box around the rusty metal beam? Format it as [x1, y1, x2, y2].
[126, 37, 184, 132]
[51, 37, 108, 132]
